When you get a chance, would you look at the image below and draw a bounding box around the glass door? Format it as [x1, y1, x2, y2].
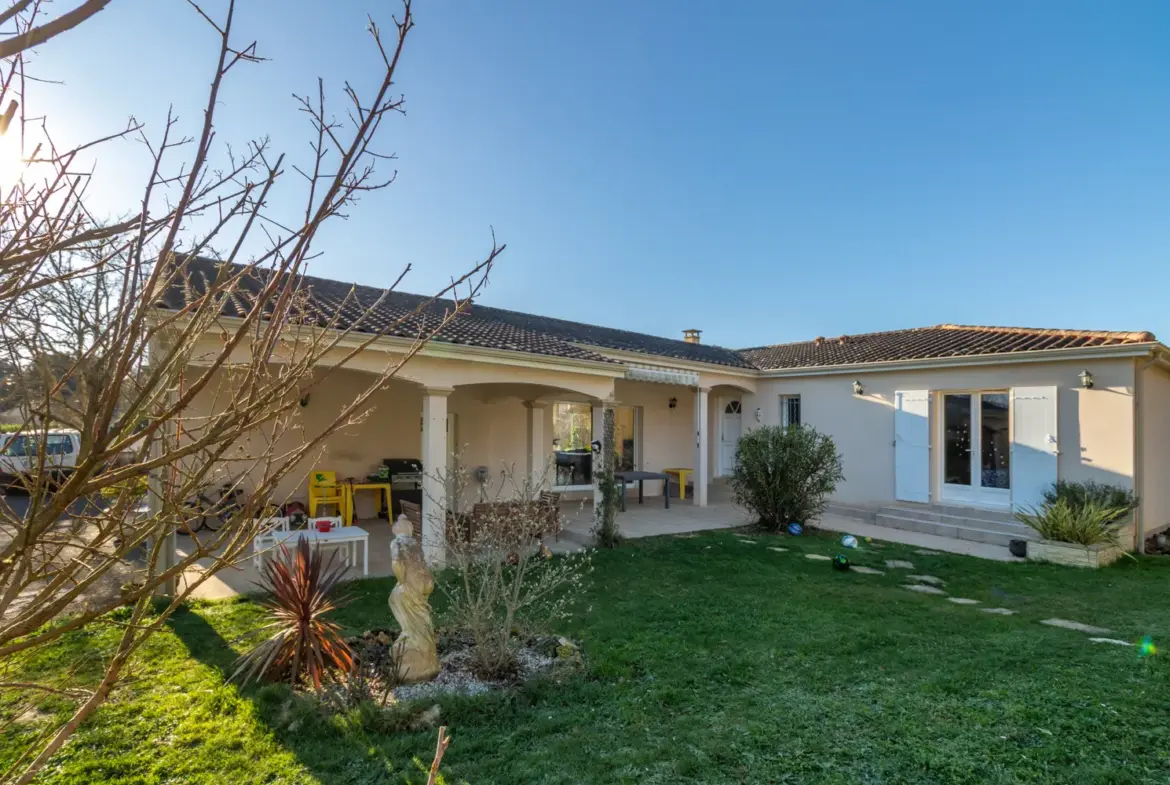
[941, 391, 1011, 508]
[552, 402, 593, 490]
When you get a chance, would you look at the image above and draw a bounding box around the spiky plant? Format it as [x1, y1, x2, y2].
[231, 538, 354, 688]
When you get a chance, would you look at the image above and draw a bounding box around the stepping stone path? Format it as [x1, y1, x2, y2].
[914, 549, 943, 556]
[805, 554, 832, 561]
[737, 539, 757, 544]
[1040, 618, 1112, 635]
[947, 597, 980, 605]
[1089, 637, 1134, 647]
[902, 583, 946, 595]
[979, 607, 1016, 615]
[850, 565, 883, 575]
[768, 547, 788, 553]
[885, 560, 914, 570]
[907, 574, 944, 585]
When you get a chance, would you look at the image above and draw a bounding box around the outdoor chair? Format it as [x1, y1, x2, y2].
[308, 470, 348, 520]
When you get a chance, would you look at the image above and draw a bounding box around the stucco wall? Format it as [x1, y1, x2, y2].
[1139, 362, 1170, 538]
[612, 379, 697, 496]
[740, 358, 1137, 506]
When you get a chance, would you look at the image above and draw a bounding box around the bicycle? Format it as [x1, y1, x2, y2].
[179, 482, 245, 534]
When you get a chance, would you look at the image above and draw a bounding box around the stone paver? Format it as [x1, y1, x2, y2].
[1041, 618, 1112, 635]
[885, 559, 914, 570]
[979, 607, 1016, 615]
[768, 547, 788, 553]
[906, 574, 944, 585]
[1090, 637, 1134, 647]
[947, 597, 980, 605]
[737, 539, 757, 544]
[805, 554, 832, 561]
[902, 583, 946, 595]
[850, 565, 883, 575]
[914, 549, 943, 556]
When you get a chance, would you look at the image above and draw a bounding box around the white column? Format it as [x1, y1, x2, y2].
[421, 387, 452, 567]
[693, 386, 709, 507]
[524, 401, 548, 497]
[591, 403, 604, 509]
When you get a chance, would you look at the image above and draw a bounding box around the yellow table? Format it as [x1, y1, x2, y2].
[663, 468, 692, 499]
[345, 481, 392, 525]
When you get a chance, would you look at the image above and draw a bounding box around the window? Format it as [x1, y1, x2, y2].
[780, 395, 801, 430]
[724, 401, 742, 414]
[3, 435, 31, 457]
[46, 435, 75, 456]
[552, 402, 592, 487]
[613, 406, 641, 473]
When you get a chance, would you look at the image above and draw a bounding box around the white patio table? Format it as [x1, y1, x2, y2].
[252, 519, 369, 576]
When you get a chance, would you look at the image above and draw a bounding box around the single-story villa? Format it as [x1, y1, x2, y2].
[161, 257, 1170, 554]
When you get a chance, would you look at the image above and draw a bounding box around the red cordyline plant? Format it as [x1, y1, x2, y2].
[231, 538, 354, 688]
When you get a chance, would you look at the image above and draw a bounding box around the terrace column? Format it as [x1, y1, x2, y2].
[421, 387, 452, 567]
[693, 386, 709, 507]
[524, 401, 548, 496]
[591, 400, 614, 513]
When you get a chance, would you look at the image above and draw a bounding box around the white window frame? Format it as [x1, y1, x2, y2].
[938, 389, 1011, 509]
[780, 394, 801, 431]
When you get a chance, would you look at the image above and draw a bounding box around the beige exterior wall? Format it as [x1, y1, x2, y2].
[1138, 362, 1170, 538]
[741, 357, 1138, 507]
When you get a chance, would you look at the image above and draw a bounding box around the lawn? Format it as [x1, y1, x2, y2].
[3, 530, 1170, 784]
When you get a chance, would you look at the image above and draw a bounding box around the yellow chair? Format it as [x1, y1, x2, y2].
[308, 470, 349, 521]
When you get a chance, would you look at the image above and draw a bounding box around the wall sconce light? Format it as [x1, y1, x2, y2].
[755, 407, 762, 422]
[299, 392, 311, 408]
[668, 397, 678, 409]
[852, 380, 864, 396]
[1079, 369, 1094, 389]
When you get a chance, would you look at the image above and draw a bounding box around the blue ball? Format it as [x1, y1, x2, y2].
[840, 535, 859, 549]
[787, 522, 803, 536]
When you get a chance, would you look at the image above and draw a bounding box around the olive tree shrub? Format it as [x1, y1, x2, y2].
[730, 424, 844, 531]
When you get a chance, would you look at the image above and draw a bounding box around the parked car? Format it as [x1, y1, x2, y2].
[0, 430, 82, 485]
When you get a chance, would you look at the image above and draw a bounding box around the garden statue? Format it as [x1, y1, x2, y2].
[389, 513, 439, 682]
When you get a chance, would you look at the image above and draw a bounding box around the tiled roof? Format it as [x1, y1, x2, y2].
[739, 324, 1158, 371]
[155, 258, 751, 368]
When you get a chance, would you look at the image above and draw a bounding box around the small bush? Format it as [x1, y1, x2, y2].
[730, 424, 844, 531]
[1015, 498, 1129, 547]
[230, 538, 354, 688]
[1042, 480, 1137, 523]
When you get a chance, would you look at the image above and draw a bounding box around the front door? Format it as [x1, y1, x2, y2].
[940, 391, 1011, 508]
[720, 401, 742, 476]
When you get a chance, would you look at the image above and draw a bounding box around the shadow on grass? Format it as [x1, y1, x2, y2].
[166, 595, 440, 784]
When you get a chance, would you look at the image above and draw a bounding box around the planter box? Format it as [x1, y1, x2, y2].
[1026, 539, 1124, 568]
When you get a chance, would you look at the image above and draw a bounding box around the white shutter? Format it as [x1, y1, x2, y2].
[1010, 386, 1058, 511]
[895, 390, 931, 503]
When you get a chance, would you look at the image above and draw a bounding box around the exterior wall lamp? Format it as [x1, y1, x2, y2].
[299, 392, 311, 407]
[1079, 369, 1094, 389]
[755, 407, 762, 422]
[852, 380, 864, 396]
[668, 397, 678, 409]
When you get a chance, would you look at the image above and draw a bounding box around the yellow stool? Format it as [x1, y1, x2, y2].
[663, 468, 692, 499]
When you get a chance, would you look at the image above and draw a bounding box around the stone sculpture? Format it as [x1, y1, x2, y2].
[389, 514, 439, 682]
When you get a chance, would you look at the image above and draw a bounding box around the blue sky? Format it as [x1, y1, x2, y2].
[29, 0, 1170, 349]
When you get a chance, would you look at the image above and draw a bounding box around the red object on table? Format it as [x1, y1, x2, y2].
[314, 518, 333, 533]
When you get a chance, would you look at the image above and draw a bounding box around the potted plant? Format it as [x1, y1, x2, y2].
[1016, 497, 1132, 568]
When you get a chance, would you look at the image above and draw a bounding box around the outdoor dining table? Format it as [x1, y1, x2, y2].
[613, 470, 673, 511]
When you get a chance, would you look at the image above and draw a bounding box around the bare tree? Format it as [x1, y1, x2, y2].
[0, 2, 504, 782]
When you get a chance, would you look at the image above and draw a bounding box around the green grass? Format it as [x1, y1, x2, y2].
[4, 530, 1170, 784]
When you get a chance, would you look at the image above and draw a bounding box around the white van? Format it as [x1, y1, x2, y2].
[0, 430, 81, 483]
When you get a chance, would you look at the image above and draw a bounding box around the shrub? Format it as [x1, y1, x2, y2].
[730, 424, 844, 531]
[1015, 498, 1130, 547]
[440, 465, 590, 680]
[1042, 480, 1137, 523]
[231, 538, 354, 688]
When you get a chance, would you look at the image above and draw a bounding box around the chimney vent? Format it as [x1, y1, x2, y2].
[814, 336, 825, 346]
[683, 329, 702, 344]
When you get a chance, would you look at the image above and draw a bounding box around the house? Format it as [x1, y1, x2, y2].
[159, 258, 1170, 554]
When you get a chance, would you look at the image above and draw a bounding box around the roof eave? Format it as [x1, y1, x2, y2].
[755, 341, 1165, 378]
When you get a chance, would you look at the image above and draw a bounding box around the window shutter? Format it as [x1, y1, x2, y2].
[1010, 386, 1058, 511]
[894, 390, 931, 503]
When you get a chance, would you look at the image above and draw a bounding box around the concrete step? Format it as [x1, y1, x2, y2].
[824, 502, 878, 523]
[874, 512, 1037, 548]
[884, 501, 1019, 525]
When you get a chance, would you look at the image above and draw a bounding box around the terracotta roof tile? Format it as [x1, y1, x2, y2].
[739, 324, 1157, 371]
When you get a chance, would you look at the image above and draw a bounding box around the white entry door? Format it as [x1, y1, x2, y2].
[720, 401, 743, 476]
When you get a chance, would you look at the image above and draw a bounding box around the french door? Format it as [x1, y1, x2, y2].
[940, 391, 1011, 508]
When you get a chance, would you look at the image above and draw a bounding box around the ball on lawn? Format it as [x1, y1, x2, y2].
[832, 554, 851, 571]
[840, 535, 859, 549]
[787, 522, 803, 536]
